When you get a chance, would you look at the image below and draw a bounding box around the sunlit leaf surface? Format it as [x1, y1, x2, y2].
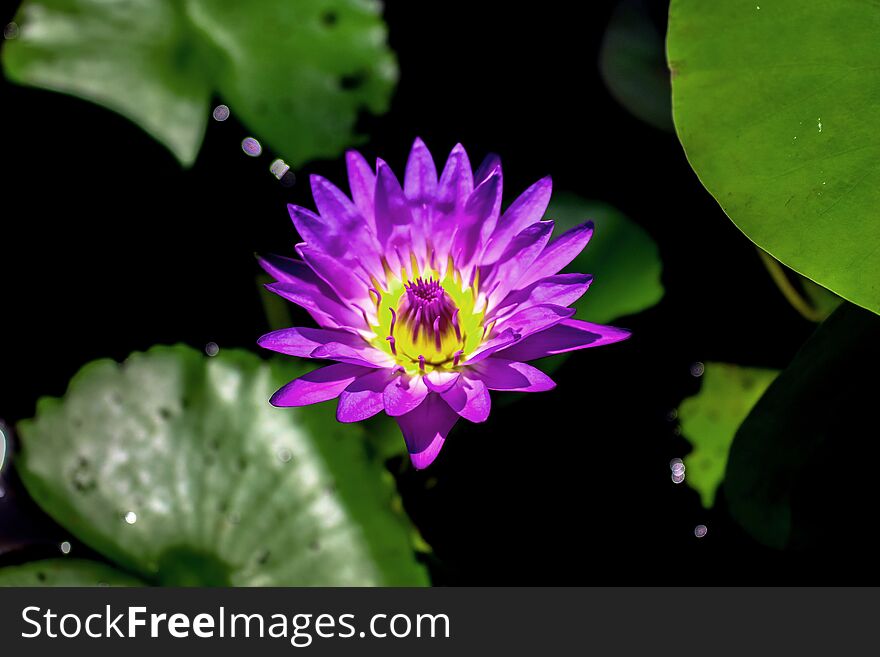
[668, 0, 880, 314]
[15, 346, 428, 586]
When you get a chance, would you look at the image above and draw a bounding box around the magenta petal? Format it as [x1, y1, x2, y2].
[395, 393, 459, 469]
[465, 328, 520, 364]
[424, 369, 461, 393]
[497, 319, 632, 361]
[474, 152, 501, 185]
[440, 375, 491, 422]
[346, 150, 377, 232]
[482, 176, 552, 263]
[270, 363, 371, 407]
[496, 303, 575, 340]
[266, 281, 361, 329]
[310, 342, 388, 368]
[404, 137, 438, 202]
[486, 221, 554, 301]
[297, 244, 369, 303]
[337, 368, 395, 423]
[488, 273, 593, 322]
[470, 358, 556, 392]
[517, 221, 595, 290]
[436, 143, 474, 212]
[383, 373, 429, 417]
[257, 326, 364, 357]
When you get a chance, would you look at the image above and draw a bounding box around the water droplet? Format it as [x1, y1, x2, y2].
[60, 541, 71, 555]
[690, 361, 705, 377]
[270, 159, 296, 188]
[756, 5, 760, 9]
[672, 472, 686, 484]
[669, 457, 683, 469]
[124, 511, 137, 525]
[817, 118, 822, 133]
[205, 341, 219, 357]
[241, 137, 262, 157]
[694, 524, 708, 538]
[276, 447, 292, 463]
[212, 104, 230, 121]
[672, 462, 686, 476]
[3, 22, 20, 40]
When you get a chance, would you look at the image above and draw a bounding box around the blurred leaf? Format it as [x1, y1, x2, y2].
[3, 0, 397, 166]
[668, 0, 880, 315]
[679, 363, 778, 508]
[547, 193, 663, 324]
[724, 303, 880, 549]
[16, 345, 428, 586]
[599, 0, 672, 131]
[0, 559, 144, 587]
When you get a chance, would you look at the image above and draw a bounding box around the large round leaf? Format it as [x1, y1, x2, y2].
[2, 0, 397, 166]
[16, 345, 428, 586]
[0, 559, 144, 587]
[724, 303, 880, 549]
[547, 193, 663, 324]
[679, 363, 778, 508]
[668, 0, 880, 314]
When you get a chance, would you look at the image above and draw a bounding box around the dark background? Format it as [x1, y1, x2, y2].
[0, 0, 854, 583]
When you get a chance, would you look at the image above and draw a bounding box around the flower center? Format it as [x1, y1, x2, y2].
[368, 267, 485, 374]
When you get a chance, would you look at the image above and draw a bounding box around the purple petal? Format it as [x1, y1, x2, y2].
[436, 143, 474, 213]
[496, 304, 575, 340]
[395, 393, 459, 469]
[346, 150, 376, 232]
[297, 244, 370, 305]
[482, 176, 552, 263]
[455, 169, 502, 265]
[488, 273, 593, 322]
[465, 327, 520, 364]
[258, 326, 365, 357]
[474, 153, 501, 185]
[375, 160, 417, 266]
[337, 368, 395, 423]
[383, 373, 429, 417]
[517, 221, 595, 290]
[310, 342, 390, 368]
[258, 255, 361, 329]
[424, 369, 461, 393]
[440, 375, 491, 422]
[496, 319, 632, 361]
[270, 363, 371, 407]
[265, 280, 362, 330]
[470, 358, 556, 392]
[486, 221, 554, 302]
[404, 137, 438, 203]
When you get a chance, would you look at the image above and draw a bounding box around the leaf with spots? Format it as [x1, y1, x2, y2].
[668, 0, 880, 314]
[0, 559, 144, 587]
[679, 363, 779, 508]
[2, 0, 397, 166]
[14, 345, 428, 586]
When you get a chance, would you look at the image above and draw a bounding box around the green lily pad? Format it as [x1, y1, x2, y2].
[679, 363, 779, 508]
[2, 0, 397, 166]
[16, 345, 428, 586]
[0, 559, 144, 587]
[724, 303, 880, 549]
[668, 0, 880, 314]
[547, 193, 664, 324]
[599, 0, 673, 131]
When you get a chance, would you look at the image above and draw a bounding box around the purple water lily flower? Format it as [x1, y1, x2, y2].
[258, 139, 630, 468]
